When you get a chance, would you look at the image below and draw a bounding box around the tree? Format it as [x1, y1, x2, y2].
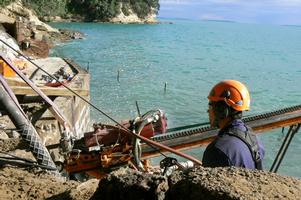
[0, 0, 15, 6]
[19, 0, 159, 22]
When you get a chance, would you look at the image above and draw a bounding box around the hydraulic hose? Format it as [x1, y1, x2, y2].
[133, 110, 172, 170]
[133, 119, 151, 170]
[133, 110, 163, 170]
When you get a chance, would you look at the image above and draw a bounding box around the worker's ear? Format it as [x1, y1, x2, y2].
[223, 105, 230, 119]
[214, 101, 230, 120]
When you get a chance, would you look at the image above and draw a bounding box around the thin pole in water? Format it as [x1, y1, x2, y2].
[117, 69, 120, 83]
[136, 101, 141, 117]
[86, 62, 90, 72]
[164, 82, 167, 94]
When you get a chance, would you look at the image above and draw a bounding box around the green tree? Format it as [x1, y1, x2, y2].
[0, 0, 15, 7]
[23, 0, 69, 17]
[11, 0, 159, 22]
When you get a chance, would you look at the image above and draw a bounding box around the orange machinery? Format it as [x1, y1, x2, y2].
[63, 110, 168, 179]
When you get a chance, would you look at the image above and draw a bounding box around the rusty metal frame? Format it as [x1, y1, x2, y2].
[142, 105, 301, 159]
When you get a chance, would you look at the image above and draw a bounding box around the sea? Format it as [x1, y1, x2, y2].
[50, 19, 301, 178]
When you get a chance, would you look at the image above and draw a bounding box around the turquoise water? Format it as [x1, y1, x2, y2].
[51, 20, 301, 177]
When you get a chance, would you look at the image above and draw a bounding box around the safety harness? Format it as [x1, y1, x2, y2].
[225, 126, 263, 170]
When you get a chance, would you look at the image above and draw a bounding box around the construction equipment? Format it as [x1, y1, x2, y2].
[62, 104, 301, 178]
[63, 109, 168, 178]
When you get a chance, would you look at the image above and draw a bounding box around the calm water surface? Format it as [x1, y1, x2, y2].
[51, 20, 301, 177]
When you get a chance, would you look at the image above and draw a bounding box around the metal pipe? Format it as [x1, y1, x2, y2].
[134, 130, 202, 165]
[269, 126, 293, 172]
[0, 80, 56, 170]
[270, 124, 300, 173]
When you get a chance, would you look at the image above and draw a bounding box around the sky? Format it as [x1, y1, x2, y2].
[159, 0, 301, 25]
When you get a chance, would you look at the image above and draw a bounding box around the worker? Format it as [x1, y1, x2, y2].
[202, 80, 264, 169]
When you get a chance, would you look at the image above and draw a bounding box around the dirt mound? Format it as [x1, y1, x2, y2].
[92, 168, 168, 200]
[0, 166, 98, 200]
[0, 167, 75, 200]
[168, 166, 301, 200]
[92, 166, 301, 200]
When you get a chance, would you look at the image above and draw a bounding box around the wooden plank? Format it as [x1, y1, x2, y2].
[10, 86, 89, 96]
[3, 77, 28, 87]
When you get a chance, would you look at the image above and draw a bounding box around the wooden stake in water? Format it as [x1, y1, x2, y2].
[117, 69, 120, 83]
[164, 82, 167, 94]
[86, 62, 90, 72]
[136, 101, 141, 117]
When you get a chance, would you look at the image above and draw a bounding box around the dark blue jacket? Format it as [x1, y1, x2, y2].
[202, 119, 264, 169]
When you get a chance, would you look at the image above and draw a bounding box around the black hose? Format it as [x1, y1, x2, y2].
[133, 110, 171, 170]
[0, 157, 57, 170]
[133, 119, 148, 170]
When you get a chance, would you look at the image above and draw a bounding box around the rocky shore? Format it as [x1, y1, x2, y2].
[0, 1, 84, 59]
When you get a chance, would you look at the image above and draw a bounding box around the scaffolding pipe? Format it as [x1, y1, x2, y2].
[0, 78, 57, 170]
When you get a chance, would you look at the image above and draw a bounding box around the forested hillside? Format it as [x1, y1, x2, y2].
[0, 0, 159, 21]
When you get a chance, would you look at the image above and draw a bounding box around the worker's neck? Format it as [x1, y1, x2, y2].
[218, 118, 233, 129]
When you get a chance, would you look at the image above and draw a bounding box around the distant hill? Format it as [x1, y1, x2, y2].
[0, 0, 160, 23]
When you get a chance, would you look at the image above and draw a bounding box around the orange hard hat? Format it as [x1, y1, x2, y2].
[208, 80, 250, 111]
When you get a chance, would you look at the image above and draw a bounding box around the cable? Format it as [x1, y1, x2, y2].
[0, 151, 57, 170]
[0, 151, 35, 163]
